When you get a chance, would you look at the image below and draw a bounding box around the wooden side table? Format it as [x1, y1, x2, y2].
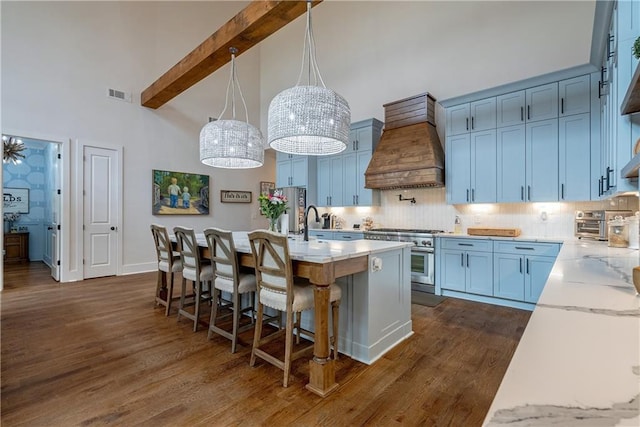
[3, 232, 29, 263]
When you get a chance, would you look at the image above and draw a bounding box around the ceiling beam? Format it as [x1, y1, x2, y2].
[141, 0, 321, 109]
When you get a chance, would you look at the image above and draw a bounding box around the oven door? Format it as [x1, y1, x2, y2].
[410, 248, 435, 293]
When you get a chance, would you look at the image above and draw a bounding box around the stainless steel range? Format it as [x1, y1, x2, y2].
[364, 228, 443, 294]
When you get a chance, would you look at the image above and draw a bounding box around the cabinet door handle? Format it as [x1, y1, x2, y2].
[520, 106, 524, 122]
[466, 118, 469, 131]
[466, 253, 469, 268]
[353, 195, 356, 205]
[561, 183, 565, 200]
[356, 140, 359, 150]
[515, 246, 535, 250]
[356, 194, 359, 205]
[527, 105, 530, 120]
[608, 33, 615, 59]
[466, 189, 470, 202]
[526, 258, 530, 275]
[519, 258, 522, 273]
[461, 253, 464, 267]
[352, 141, 356, 151]
[527, 185, 531, 201]
[329, 196, 332, 205]
[520, 186, 525, 201]
[458, 243, 474, 247]
[599, 176, 604, 196]
[605, 167, 613, 190]
[561, 98, 564, 115]
[471, 188, 475, 202]
[471, 116, 475, 130]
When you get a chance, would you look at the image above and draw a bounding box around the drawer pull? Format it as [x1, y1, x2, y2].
[515, 246, 535, 250]
[457, 243, 474, 246]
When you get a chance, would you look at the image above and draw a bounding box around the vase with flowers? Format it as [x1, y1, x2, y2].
[4, 212, 20, 233]
[258, 190, 289, 232]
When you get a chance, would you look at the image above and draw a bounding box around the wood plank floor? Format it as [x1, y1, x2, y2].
[1, 262, 531, 426]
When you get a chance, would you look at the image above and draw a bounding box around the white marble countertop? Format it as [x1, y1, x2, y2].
[483, 239, 640, 426]
[195, 232, 412, 263]
[436, 233, 564, 244]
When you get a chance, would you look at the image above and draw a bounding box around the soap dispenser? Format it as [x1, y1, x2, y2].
[454, 216, 462, 235]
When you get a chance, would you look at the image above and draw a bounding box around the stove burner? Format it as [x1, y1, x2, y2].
[367, 228, 444, 234]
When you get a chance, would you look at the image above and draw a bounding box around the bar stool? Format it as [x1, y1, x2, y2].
[248, 230, 341, 387]
[150, 224, 183, 316]
[173, 226, 213, 332]
[204, 228, 257, 353]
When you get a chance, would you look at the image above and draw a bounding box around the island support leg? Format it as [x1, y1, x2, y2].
[306, 284, 338, 397]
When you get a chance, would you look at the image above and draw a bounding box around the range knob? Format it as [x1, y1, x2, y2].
[422, 240, 432, 246]
[412, 240, 419, 246]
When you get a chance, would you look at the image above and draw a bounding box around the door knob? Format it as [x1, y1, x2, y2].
[110, 226, 116, 231]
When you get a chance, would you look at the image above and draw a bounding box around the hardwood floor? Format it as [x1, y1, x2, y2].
[1, 262, 530, 426]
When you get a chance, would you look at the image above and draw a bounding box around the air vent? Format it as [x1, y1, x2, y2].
[107, 88, 131, 103]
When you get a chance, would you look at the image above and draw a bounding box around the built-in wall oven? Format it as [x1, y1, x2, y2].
[364, 228, 443, 294]
[575, 210, 633, 240]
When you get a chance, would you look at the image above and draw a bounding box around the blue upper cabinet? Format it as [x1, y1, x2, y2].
[526, 118, 559, 202]
[496, 91, 526, 127]
[446, 134, 472, 204]
[617, 0, 640, 43]
[446, 130, 496, 204]
[446, 104, 471, 136]
[317, 155, 343, 207]
[559, 75, 590, 117]
[275, 152, 316, 192]
[497, 124, 526, 202]
[525, 82, 558, 122]
[559, 113, 591, 201]
[446, 98, 496, 136]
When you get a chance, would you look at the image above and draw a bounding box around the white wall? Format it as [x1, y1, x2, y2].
[1, 1, 274, 278]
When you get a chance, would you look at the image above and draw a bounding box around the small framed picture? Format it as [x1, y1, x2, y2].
[220, 190, 252, 203]
[260, 181, 275, 196]
[3, 188, 30, 214]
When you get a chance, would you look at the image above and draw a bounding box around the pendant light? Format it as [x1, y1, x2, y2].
[200, 47, 264, 169]
[3, 135, 25, 165]
[268, 0, 351, 156]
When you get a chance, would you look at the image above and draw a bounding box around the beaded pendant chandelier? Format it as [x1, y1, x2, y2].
[2, 135, 25, 165]
[200, 47, 264, 169]
[268, 1, 350, 156]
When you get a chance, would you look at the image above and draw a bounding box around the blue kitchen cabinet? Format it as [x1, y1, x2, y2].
[440, 238, 493, 297]
[344, 150, 377, 206]
[617, 0, 640, 43]
[446, 130, 496, 204]
[526, 118, 559, 201]
[496, 91, 526, 127]
[525, 82, 558, 122]
[276, 152, 315, 188]
[334, 232, 364, 241]
[446, 134, 471, 204]
[493, 241, 560, 303]
[497, 124, 526, 202]
[308, 230, 334, 240]
[317, 155, 343, 207]
[559, 74, 591, 117]
[446, 98, 496, 136]
[559, 113, 591, 201]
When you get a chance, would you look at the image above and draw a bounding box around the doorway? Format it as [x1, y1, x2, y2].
[2, 135, 62, 282]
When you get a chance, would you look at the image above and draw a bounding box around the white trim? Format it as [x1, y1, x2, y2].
[1, 128, 72, 283]
[121, 262, 156, 276]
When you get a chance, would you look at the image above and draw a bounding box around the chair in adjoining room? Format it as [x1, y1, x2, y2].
[247, 230, 341, 387]
[150, 224, 183, 316]
[173, 226, 214, 332]
[203, 228, 257, 353]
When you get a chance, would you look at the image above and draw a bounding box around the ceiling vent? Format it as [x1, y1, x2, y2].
[107, 88, 131, 103]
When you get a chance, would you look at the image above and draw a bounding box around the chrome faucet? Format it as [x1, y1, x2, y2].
[303, 205, 320, 241]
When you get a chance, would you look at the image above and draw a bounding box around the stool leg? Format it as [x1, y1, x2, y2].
[250, 301, 264, 367]
[208, 288, 219, 341]
[177, 277, 187, 322]
[283, 308, 295, 387]
[193, 279, 201, 332]
[165, 272, 174, 316]
[231, 290, 240, 353]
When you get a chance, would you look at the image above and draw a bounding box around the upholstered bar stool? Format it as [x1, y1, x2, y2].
[150, 224, 183, 316]
[204, 228, 257, 353]
[248, 230, 341, 387]
[173, 226, 214, 332]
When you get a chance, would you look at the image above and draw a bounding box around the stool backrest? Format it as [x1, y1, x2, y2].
[248, 230, 293, 307]
[151, 224, 174, 271]
[203, 228, 239, 289]
[173, 226, 201, 278]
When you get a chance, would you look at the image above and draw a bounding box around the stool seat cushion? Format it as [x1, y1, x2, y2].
[260, 282, 341, 312]
[214, 273, 257, 294]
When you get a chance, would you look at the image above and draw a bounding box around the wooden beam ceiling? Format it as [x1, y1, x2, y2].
[141, 0, 321, 109]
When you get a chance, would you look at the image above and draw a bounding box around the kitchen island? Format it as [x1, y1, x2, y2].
[230, 233, 414, 395]
[483, 239, 640, 426]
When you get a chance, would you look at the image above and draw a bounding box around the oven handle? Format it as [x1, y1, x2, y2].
[411, 247, 434, 254]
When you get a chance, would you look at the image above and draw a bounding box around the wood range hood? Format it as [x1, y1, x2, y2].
[365, 93, 445, 190]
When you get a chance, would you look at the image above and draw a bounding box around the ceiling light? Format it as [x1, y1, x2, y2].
[267, 0, 350, 156]
[200, 47, 264, 169]
[3, 135, 25, 165]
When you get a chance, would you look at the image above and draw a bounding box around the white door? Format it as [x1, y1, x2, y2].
[83, 146, 118, 278]
[49, 143, 61, 280]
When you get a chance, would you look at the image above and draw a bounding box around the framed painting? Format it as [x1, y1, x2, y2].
[152, 169, 209, 215]
[220, 190, 252, 203]
[3, 188, 29, 214]
[260, 181, 275, 196]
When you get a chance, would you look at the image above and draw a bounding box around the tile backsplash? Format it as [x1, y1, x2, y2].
[322, 188, 639, 239]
